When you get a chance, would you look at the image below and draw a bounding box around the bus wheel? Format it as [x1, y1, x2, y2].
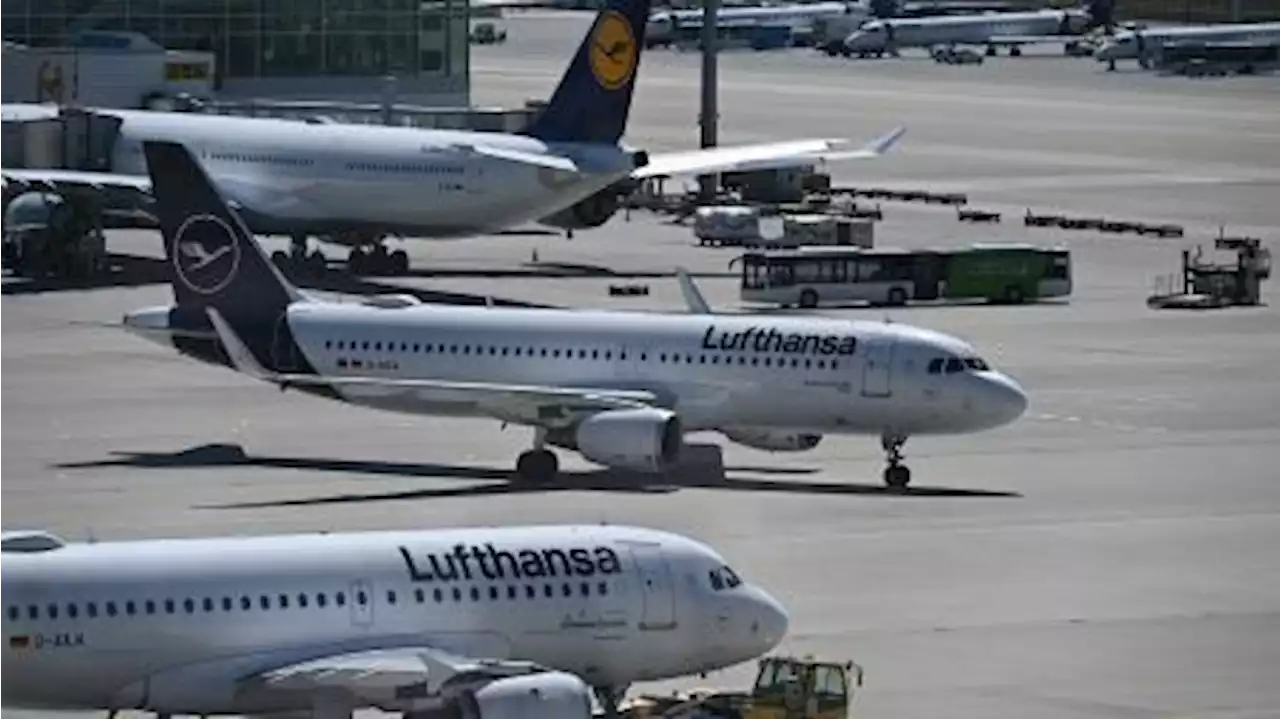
[799, 289, 819, 308]
[1002, 285, 1025, 304]
[887, 288, 907, 306]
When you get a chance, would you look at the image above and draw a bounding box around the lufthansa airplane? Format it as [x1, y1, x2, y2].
[1, 523, 788, 718]
[123, 141, 1027, 490]
[0, 0, 905, 276]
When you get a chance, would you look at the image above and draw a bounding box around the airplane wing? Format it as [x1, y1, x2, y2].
[206, 308, 660, 428]
[2, 168, 153, 197]
[243, 644, 591, 715]
[633, 126, 906, 180]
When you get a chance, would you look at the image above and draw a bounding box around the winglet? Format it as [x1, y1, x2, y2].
[861, 126, 907, 157]
[676, 267, 713, 314]
[206, 307, 275, 382]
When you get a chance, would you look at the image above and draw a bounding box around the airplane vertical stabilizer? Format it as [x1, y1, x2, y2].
[519, 0, 652, 145]
[141, 141, 318, 377]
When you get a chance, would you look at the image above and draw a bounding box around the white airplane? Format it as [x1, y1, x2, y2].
[1, 522, 788, 718]
[1094, 21, 1280, 68]
[644, 2, 870, 47]
[839, 0, 1113, 57]
[0, 0, 906, 277]
[122, 140, 1027, 490]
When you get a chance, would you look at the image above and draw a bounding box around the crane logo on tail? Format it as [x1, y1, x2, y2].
[588, 11, 638, 91]
[172, 214, 242, 295]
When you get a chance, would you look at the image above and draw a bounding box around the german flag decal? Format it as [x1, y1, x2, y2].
[9, 635, 31, 649]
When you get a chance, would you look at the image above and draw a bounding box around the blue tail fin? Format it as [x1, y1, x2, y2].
[520, 0, 652, 145]
[142, 140, 301, 322]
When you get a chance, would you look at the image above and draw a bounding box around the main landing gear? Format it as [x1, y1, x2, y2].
[881, 433, 911, 491]
[515, 428, 560, 483]
[268, 233, 410, 278]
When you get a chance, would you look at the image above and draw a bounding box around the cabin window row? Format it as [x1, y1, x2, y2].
[6, 580, 610, 623]
[345, 162, 465, 175]
[324, 340, 842, 371]
[206, 151, 315, 167]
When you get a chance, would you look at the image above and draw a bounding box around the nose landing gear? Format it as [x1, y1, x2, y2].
[881, 434, 910, 491]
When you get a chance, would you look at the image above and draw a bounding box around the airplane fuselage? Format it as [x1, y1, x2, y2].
[2, 525, 787, 714]
[844, 9, 1087, 52]
[126, 301, 1029, 440]
[96, 109, 637, 239]
[1094, 22, 1280, 62]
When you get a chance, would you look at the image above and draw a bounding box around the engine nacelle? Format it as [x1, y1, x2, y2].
[574, 408, 682, 473]
[722, 427, 823, 452]
[407, 672, 593, 719]
[538, 179, 639, 231]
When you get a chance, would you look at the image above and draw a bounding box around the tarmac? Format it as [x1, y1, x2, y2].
[4, 12, 1280, 719]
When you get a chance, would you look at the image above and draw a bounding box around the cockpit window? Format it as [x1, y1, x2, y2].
[932, 356, 990, 374]
[709, 565, 743, 591]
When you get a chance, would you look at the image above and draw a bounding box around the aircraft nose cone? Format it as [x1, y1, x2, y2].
[751, 588, 790, 651]
[985, 372, 1029, 426]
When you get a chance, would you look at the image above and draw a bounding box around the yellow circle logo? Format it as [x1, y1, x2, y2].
[588, 11, 638, 91]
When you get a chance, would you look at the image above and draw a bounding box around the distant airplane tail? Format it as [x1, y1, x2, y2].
[519, 0, 652, 145]
[141, 141, 307, 372]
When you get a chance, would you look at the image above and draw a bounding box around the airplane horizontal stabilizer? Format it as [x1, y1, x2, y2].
[207, 308, 657, 424]
[633, 126, 906, 179]
[1, 168, 153, 195]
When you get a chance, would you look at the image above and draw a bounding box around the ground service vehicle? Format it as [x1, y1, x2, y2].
[744, 655, 861, 719]
[469, 21, 507, 44]
[734, 243, 1071, 308]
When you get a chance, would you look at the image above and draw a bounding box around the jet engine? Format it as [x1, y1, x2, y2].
[570, 408, 683, 473]
[722, 427, 823, 452]
[538, 179, 639, 231]
[408, 672, 594, 719]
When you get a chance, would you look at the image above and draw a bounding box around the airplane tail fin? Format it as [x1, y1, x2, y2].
[142, 141, 302, 323]
[518, 0, 652, 145]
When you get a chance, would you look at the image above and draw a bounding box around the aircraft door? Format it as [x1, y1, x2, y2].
[349, 578, 375, 629]
[861, 337, 895, 398]
[628, 543, 677, 631]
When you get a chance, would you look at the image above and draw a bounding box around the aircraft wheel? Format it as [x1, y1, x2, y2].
[270, 249, 290, 270]
[1010, 46, 1023, 57]
[799, 289, 819, 308]
[348, 248, 367, 275]
[515, 449, 559, 484]
[306, 251, 327, 275]
[390, 249, 410, 276]
[884, 464, 911, 491]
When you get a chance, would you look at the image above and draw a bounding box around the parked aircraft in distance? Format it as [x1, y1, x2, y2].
[837, 0, 1113, 57]
[645, 1, 871, 47]
[1094, 21, 1280, 68]
[123, 140, 1026, 490]
[0, 0, 905, 277]
[1, 523, 788, 718]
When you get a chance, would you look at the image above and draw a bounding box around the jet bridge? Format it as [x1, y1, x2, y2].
[2, 107, 135, 279]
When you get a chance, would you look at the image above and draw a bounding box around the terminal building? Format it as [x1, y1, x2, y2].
[1, 0, 472, 107]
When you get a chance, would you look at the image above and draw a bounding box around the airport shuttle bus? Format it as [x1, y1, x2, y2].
[734, 244, 1072, 308]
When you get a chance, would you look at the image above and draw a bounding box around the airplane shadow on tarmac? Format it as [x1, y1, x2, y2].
[56, 442, 1021, 508]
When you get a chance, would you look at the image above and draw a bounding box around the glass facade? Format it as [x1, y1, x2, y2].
[2, 0, 469, 82]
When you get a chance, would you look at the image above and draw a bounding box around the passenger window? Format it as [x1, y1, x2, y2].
[27, 605, 39, 620]
[414, 588, 425, 603]
[298, 593, 309, 608]
[945, 358, 963, 374]
[259, 596, 270, 610]
[203, 598, 214, 612]
[508, 585, 518, 600]
[525, 585, 536, 599]
[87, 602, 98, 618]
[164, 599, 175, 614]
[434, 588, 444, 603]
[580, 582, 591, 596]
[125, 601, 136, 616]
[316, 594, 328, 608]
[489, 586, 499, 600]
[106, 602, 118, 617]
[278, 595, 289, 609]
[223, 597, 233, 611]
[927, 358, 943, 374]
[183, 598, 195, 613]
[597, 581, 608, 595]
[47, 603, 59, 619]
[562, 583, 573, 597]
[451, 588, 462, 602]
[67, 603, 78, 619]
[543, 584, 554, 598]
[385, 590, 396, 605]
[469, 587, 480, 601]
[7, 606, 18, 622]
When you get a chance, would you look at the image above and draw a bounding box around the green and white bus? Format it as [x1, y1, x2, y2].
[734, 243, 1072, 308]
